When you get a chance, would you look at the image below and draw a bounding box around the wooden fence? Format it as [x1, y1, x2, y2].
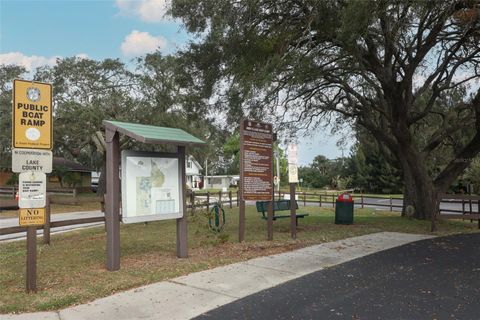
[1, 191, 478, 239]
[0, 186, 77, 198]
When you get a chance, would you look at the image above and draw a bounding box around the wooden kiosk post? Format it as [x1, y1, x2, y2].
[103, 121, 205, 270]
[105, 127, 120, 271]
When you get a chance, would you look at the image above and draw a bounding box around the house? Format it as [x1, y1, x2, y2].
[0, 157, 93, 191]
[186, 155, 203, 190]
[47, 157, 93, 191]
[204, 175, 239, 190]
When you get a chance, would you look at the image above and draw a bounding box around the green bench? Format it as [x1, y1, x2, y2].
[256, 200, 309, 226]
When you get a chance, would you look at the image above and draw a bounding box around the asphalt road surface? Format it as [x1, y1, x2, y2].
[297, 196, 478, 214]
[196, 233, 480, 320]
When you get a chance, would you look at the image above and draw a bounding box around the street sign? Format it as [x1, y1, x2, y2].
[19, 172, 46, 208]
[287, 144, 298, 164]
[19, 208, 45, 226]
[288, 144, 299, 183]
[12, 148, 52, 173]
[13, 79, 53, 150]
[240, 119, 273, 201]
[288, 163, 299, 183]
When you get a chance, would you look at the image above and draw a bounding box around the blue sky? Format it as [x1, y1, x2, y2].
[0, 0, 353, 165]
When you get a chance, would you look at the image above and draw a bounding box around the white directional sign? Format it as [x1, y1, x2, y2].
[288, 144, 299, 183]
[19, 172, 46, 208]
[288, 163, 299, 183]
[287, 144, 298, 164]
[12, 148, 52, 173]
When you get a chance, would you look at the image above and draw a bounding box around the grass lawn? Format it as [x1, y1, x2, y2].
[1, 205, 479, 314]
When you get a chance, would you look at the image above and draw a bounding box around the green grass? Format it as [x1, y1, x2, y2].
[1, 205, 479, 314]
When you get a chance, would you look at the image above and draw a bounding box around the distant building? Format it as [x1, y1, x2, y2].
[204, 175, 239, 190]
[186, 155, 203, 189]
[0, 157, 93, 191]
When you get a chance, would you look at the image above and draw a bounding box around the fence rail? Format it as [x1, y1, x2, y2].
[1, 191, 479, 238]
[0, 186, 78, 198]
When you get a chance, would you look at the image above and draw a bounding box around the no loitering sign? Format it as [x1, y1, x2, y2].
[19, 208, 46, 226]
[13, 79, 53, 150]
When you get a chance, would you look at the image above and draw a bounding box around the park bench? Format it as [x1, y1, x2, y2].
[256, 200, 309, 226]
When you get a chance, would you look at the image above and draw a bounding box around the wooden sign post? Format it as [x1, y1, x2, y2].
[12, 79, 53, 293]
[239, 119, 274, 242]
[26, 227, 37, 293]
[288, 144, 299, 239]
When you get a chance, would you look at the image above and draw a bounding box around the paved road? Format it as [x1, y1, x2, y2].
[2, 232, 432, 320]
[196, 233, 480, 320]
[293, 196, 478, 214]
[0, 210, 104, 242]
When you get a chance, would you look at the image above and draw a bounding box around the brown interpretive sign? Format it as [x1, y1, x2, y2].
[240, 119, 273, 201]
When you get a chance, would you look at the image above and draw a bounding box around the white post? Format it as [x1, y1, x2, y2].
[274, 150, 281, 192]
[204, 159, 208, 190]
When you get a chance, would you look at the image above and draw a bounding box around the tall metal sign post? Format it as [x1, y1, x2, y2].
[287, 144, 299, 239]
[12, 79, 53, 293]
[239, 119, 273, 241]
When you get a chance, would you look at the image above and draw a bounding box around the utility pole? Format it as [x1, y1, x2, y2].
[204, 159, 208, 190]
[274, 150, 281, 192]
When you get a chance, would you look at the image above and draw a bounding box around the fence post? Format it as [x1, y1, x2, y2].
[361, 194, 364, 209]
[207, 191, 210, 211]
[390, 196, 393, 211]
[462, 199, 465, 215]
[229, 190, 232, 208]
[319, 194, 322, 207]
[73, 188, 78, 205]
[12, 186, 16, 199]
[303, 192, 306, 206]
[237, 190, 240, 207]
[190, 191, 195, 213]
[43, 194, 51, 245]
[332, 195, 335, 208]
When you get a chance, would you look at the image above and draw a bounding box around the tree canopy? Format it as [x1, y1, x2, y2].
[171, 0, 480, 221]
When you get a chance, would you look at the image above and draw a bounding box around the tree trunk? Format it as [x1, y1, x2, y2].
[97, 157, 107, 196]
[397, 138, 439, 221]
[402, 167, 415, 217]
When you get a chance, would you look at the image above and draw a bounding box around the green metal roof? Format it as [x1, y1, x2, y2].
[103, 120, 206, 146]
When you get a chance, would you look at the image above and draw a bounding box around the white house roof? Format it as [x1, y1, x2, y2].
[188, 155, 203, 170]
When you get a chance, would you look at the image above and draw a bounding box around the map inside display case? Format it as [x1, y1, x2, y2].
[121, 150, 182, 223]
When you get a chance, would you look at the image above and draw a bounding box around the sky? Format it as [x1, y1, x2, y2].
[0, 0, 353, 165]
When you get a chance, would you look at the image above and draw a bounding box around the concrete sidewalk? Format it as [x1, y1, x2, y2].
[2, 232, 434, 320]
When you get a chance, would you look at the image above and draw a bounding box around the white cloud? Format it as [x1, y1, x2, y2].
[0, 52, 59, 71]
[75, 53, 89, 60]
[121, 30, 167, 56]
[116, 0, 171, 23]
